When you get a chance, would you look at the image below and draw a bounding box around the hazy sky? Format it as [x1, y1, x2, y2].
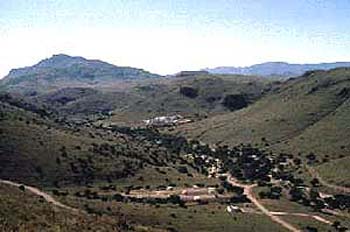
[1, 0, 350, 77]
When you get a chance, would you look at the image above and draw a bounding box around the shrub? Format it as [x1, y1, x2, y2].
[222, 94, 248, 111]
[179, 87, 198, 98]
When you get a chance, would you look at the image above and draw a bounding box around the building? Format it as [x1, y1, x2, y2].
[226, 205, 242, 214]
[143, 114, 191, 127]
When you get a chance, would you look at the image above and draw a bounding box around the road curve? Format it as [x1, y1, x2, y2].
[227, 175, 301, 232]
[306, 165, 350, 194]
[0, 178, 334, 231]
[0, 179, 79, 213]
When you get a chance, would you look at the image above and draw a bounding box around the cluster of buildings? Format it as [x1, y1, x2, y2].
[143, 114, 191, 127]
[184, 152, 224, 178]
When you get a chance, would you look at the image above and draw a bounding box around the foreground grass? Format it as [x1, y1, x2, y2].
[0, 184, 124, 232]
[57, 194, 287, 232]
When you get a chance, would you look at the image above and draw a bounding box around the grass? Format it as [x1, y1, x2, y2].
[0, 184, 124, 232]
[56, 194, 288, 232]
[0, 100, 212, 189]
[282, 215, 334, 232]
[109, 167, 219, 190]
[315, 156, 350, 187]
[177, 68, 350, 185]
[2, 68, 350, 231]
[28, 73, 272, 120]
[253, 186, 314, 214]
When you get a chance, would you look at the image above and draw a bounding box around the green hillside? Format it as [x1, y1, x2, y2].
[2, 57, 350, 231]
[177, 68, 350, 185]
[0, 98, 214, 189]
[0, 72, 274, 123]
[0, 184, 126, 231]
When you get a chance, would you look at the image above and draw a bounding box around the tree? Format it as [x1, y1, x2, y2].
[305, 226, 318, 232]
[289, 187, 306, 202]
[222, 94, 248, 111]
[177, 166, 188, 174]
[179, 87, 198, 98]
[113, 193, 124, 202]
[168, 195, 185, 207]
[310, 178, 320, 187]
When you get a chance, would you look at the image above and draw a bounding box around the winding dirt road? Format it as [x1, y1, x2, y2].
[0, 179, 79, 213]
[226, 175, 301, 232]
[306, 165, 350, 194]
[0, 177, 334, 232]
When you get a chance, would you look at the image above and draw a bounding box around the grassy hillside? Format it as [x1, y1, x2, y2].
[0, 184, 127, 231]
[177, 68, 350, 185]
[93, 74, 274, 122]
[3, 60, 350, 231]
[0, 97, 290, 232]
[1, 73, 275, 122]
[0, 98, 215, 189]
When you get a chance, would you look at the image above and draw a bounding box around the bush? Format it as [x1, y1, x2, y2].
[222, 94, 248, 111]
[177, 166, 188, 174]
[180, 87, 198, 98]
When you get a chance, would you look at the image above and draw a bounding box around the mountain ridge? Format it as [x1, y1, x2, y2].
[4, 54, 159, 78]
[0, 54, 161, 94]
[203, 61, 350, 78]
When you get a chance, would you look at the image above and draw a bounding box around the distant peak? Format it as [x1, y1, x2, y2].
[49, 54, 86, 61]
[204, 61, 350, 78]
[35, 54, 87, 68]
[52, 53, 71, 58]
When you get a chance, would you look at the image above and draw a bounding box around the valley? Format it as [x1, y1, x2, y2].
[1, 55, 350, 232]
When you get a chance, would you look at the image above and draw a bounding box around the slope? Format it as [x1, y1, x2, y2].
[0, 54, 161, 95]
[177, 68, 350, 185]
[0, 183, 128, 231]
[0, 97, 213, 189]
[10, 72, 274, 121]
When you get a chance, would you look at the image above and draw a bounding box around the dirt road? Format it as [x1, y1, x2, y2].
[0, 177, 334, 231]
[0, 179, 79, 213]
[227, 175, 301, 232]
[270, 212, 332, 225]
[306, 165, 350, 194]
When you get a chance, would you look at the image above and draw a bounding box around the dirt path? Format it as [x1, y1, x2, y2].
[227, 175, 301, 232]
[270, 212, 332, 225]
[306, 165, 350, 194]
[0, 179, 79, 213]
[0, 177, 334, 231]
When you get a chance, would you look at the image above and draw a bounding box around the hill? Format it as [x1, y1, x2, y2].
[0, 93, 290, 232]
[1, 72, 274, 120]
[0, 54, 161, 95]
[0, 55, 277, 120]
[177, 68, 350, 185]
[2, 66, 350, 231]
[0, 97, 216, 189]
[0, 183, 127, 231]
[204, 62, 350, 78]
[102, 73, 275, 122]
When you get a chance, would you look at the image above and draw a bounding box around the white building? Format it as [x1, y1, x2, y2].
[143, 114, 186, 127]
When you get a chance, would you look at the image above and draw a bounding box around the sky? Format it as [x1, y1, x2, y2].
[0, 0, 350, 77]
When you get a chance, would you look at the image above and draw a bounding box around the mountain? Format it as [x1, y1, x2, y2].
[2, 60, 350, 230]
[204, 62, 350, 78]
[0, 54, 161, 94]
